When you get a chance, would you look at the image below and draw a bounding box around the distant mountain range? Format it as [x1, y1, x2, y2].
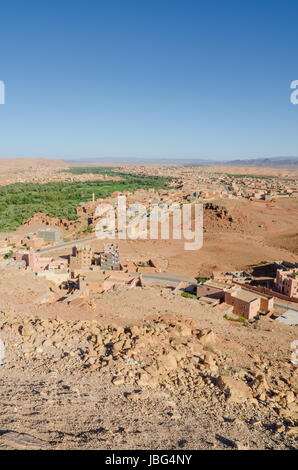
[64, 156, 298, 169]
[222, 157, 298, 168]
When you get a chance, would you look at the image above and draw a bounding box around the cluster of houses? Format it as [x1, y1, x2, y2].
[118, 165, 298, 202]
[0, 166, 120, 186]
[65, 244, 143, 304]
[217, 175, 297, 200]
[0, 228, 62, 260]
[5, 239, 151, 303]
[178, 263, 297, 321]
[193, 277, 274, 320]
[1, 223, 297, 318]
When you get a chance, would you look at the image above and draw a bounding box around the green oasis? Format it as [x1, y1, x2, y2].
[0, 171, 170, 232]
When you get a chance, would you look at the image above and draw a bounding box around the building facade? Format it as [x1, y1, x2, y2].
[275, 269, 298, 298]
[225, 286, 273, 320]
[69, 246, 94, 269]
[101, 244, 120, 271]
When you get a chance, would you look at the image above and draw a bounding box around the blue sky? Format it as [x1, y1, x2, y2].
[0, 0, 297, 161]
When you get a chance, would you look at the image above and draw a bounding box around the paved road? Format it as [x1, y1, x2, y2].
[274, 301, 298, 313]
[141, 273, 196, 284]
[38, 236, 97, 253]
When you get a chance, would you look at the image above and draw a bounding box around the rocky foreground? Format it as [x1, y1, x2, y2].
[0, 309, 297, 450]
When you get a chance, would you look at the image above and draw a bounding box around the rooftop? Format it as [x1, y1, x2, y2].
[229, 287, 259, 303]
[197, 285, 224, 297]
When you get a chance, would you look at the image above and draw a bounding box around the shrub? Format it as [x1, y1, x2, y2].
[181, 292, 196, 299]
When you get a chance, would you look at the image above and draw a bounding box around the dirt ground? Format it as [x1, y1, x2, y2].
[0, 266, 297, 450]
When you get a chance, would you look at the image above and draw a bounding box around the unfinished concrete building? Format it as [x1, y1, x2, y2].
[101, 243, 120, 271]
[38, 228, 61, 244]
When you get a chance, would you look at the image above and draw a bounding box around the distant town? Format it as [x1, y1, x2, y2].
[0, 160, 297, 327]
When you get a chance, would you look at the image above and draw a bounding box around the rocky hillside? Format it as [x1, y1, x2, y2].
[0, 309, 297, 449]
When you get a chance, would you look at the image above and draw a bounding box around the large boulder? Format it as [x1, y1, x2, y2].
[157, 352, 178, 371]
[216, 375, 253, 403]
[198, 329, 218, 348]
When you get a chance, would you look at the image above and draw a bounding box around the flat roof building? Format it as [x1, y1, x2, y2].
[38, 228, 61, 244]
[197, 284, 225, 301]
[69, 245, 93, 269]
[225, 286, 274, 320]
[275, 269, 298, 299]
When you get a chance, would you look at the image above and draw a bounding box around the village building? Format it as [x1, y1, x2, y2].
[77, 271, 142, 294]
[211, 271, 234, 284]
[224, 286, 274, 320]
[38, 228, 61, 244]
[15, 249, 52, 272]
[275, 269, 298, 299]
[196, 284, 226, 302]
[15, 249, 67, 273]
[69, 245, 94, 269]
[100, 243, 120, 271]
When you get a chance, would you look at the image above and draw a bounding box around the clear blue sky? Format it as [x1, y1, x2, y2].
[0, 0, 297, 161]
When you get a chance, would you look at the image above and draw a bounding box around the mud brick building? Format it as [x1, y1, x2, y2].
[225, 286, 274, 320]
[69, 245, 93, 269]
[275, 269, 298, 299]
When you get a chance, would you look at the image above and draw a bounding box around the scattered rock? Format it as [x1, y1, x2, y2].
[216, 375, 253, 403]
[198, 329, 218, 348]
[112, 376, 125, 386]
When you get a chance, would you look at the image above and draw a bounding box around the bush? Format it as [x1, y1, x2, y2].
[224, 314, 246, 323]
[83, 225, 94, 233]
[181, 292, 196, 299]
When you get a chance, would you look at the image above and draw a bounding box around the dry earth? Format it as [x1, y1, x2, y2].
[0, 266, 297, 450]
